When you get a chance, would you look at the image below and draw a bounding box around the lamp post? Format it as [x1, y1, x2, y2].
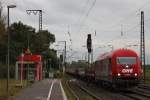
[7, 5, 16, 93]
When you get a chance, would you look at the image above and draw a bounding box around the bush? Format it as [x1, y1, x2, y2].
[0, 63, 15, 78]
[0, 63, 7, 78]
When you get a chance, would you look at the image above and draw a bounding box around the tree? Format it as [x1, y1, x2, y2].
[32, 30, 55, 54]
[0, 6, 58, 71]
[43, 49, 59, 71]
[0, 1, 5, 35]
[71, 60, 88, 68]
[0, 1, 6, 63]
[9, 21, 36, 63]
[0, 1, 58, 76]
[9, 21, 58, 71]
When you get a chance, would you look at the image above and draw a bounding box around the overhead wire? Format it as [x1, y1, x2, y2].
[72, 0, 97, 57]
[79, 1, 149, 47]
[76, 0, 90, 25]
[101, 0, 150, 46]
[72, 0, 150, 60]
[106, 13, 150, 49]
[77, 0, 96, 33]
[70, 0, 90, 51]
[101, 1, 150, 32]
[89, 0, 150, 41]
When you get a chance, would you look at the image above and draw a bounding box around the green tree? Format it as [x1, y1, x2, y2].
[71, 60, 88, 68]
[0, 1, 7, 63]
[9, 21, 36, 63]
[9, 21, 58, 72]
[32, 30, 55, 54]
[0, 1, 5, 36]
[43, 49, 59, 71]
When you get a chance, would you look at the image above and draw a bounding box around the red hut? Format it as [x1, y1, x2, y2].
[15, 48, 42, 81]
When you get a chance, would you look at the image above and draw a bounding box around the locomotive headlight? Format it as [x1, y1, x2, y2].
[117, 73, 121, 76]
[125, 65, 129, 68]
[134, 73, 137, 76]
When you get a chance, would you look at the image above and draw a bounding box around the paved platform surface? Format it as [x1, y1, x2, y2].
[12, 79, 67, 100]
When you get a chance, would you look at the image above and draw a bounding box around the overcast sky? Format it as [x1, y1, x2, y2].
[2, 0, 150, 63]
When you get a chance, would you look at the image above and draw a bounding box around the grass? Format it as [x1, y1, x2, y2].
[145, 68, 150, 78]
[143, 67, 150, 84]
[0, 79, 28, 100]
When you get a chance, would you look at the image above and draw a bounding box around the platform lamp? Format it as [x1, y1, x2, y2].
[7, 5, 16, 93]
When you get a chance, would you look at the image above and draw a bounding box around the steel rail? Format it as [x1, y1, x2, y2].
[75, 82, 103, 100]
[66, 81, 80, 100]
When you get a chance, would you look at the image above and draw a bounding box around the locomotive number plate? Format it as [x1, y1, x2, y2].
[122, 69, 133, 73]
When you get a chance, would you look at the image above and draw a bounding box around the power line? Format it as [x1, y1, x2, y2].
[76, 0, 90, 24]
[101, 1, 150, 31]
[70, 0, 91, 53]
[99, 13, 150, 45]
[77, 0, 96, 33]
[75, 1, 150, 41]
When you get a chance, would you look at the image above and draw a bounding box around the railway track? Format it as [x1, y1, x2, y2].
[66, 76, 150, 100]
[138, 84, 150, 91]
[65, 80, 79, 100]
[136, 88, 150, 96]
[75, 82, 102, 100]
[73, 79, 133, 100]
[121, 93, 145, 100]
[66, 79, 101, 100]
[77, 79, 150, 100]
[120, 89, 150, 100]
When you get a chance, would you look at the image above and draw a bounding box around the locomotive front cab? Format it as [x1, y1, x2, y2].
[116, 57, 140, 79]
[111, 49, 142, 87]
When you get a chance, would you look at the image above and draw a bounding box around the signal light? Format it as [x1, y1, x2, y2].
[87, 34, 92, 53]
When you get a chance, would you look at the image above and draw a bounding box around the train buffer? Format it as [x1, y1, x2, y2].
[12, 79, 67, 100]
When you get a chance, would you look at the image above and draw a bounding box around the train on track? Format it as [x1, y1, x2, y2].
[66, 48, 143, 89]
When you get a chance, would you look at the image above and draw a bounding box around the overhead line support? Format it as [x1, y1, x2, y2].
[140, 11, 145, 82]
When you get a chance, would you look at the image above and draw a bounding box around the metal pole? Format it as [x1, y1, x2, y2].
[26, 10, 42, 32]
[39, 10, 42, 31]
[21, 54, 24, 85]
[140, 11, 146, 82]
[27, 31, 29, 48]
[7, 6, 10, 93]
[57, 41, 66, 73]
[7, 5, 16, 93]
[143, 11, 146, 82]
[140, 11, 142, 67]
[87, 50, 90, 67]
[85, 52, 87, 61]
[64, 41, 66, 73]
[143, 12, 146, 82]
[91, 49, 93, 63]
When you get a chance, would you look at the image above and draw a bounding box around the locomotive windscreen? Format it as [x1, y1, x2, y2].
[117, 57, 136, 64]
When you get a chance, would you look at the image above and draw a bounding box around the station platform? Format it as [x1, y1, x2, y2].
[12, 79, 67, 100]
